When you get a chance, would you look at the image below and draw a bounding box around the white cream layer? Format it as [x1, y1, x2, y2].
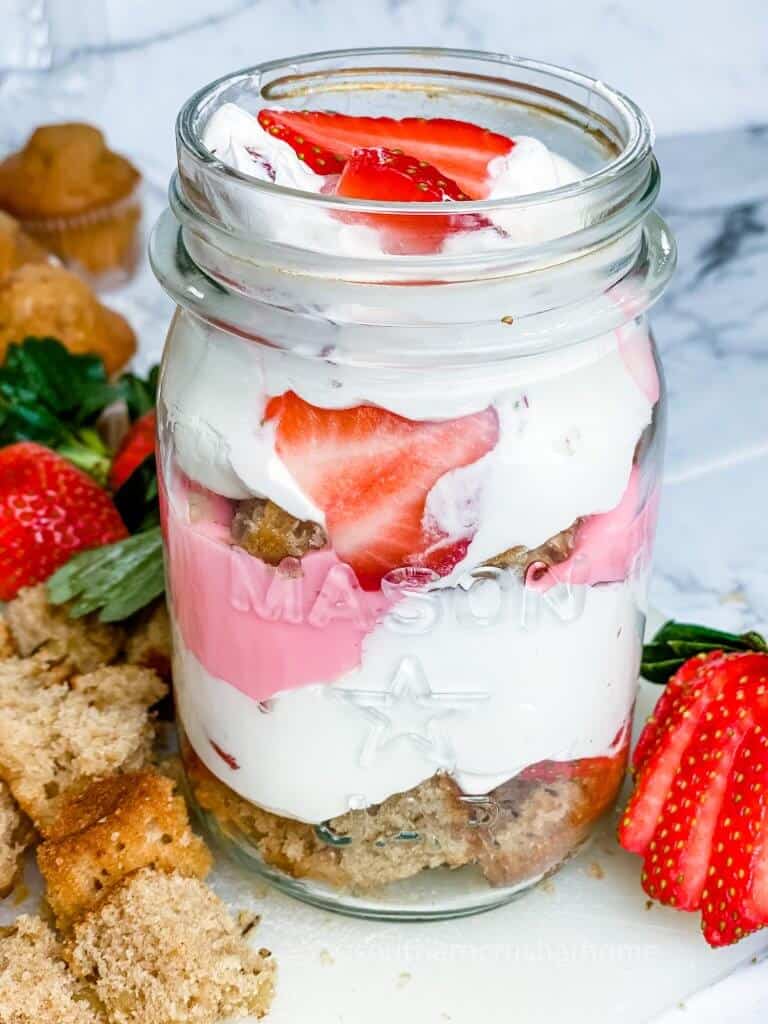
[161, 315, 653, 563]
[175, 578, 642, 823]
[201, 102, 584, 251]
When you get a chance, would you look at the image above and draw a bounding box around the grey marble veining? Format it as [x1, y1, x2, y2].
[649, 128, 768, 630]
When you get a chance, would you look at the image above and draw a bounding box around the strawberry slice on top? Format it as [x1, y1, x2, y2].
[257, 109, 345, 175]
[265, 392, 499, 590]
[258, 109, 514, 198]
[335, 147, 473, 254]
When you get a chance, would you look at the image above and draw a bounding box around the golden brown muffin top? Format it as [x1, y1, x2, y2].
[0, 263, 136, 374]
[0, 123, 140, 220]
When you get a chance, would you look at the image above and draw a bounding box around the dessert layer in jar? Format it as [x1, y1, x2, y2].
[159, 311, 658, 886]
[159, 100, 661, 892]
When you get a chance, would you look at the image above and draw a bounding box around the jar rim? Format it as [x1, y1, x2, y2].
[176, 46, 653, 218]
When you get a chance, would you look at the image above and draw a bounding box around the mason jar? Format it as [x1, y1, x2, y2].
[150, 48, 675, 919]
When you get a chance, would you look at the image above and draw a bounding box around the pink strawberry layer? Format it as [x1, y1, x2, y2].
[529, 467, 659, 590]
[164, 490, 391, 702]
[164, 462, 655, 702]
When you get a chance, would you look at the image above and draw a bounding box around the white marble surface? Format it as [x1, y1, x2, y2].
[1, 10, 767, 1022]
[1, 0, 767, 145]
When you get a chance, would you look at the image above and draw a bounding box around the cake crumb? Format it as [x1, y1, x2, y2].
[66, 867, 274, 1024]
[540, 878, 556, 894]
[38, 769, 211, 927]
[586, 861, 605, 880]
[397, 971, 412, 988]
[0, 914, 103, 1024]
[319, 948, 335, 966]
[0, 657, 165, 833]
[0, 778, 33, 897]
[4, 584, 124, 671]
[238, 911, 261, 936]
[645, 899, 654, 911]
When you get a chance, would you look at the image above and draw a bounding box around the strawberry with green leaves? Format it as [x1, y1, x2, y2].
[0, 337, 164, 617]
[620, 621, 768, 946]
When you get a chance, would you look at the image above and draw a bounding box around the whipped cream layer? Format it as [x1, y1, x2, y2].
[161, 315, 657, 569]
[200, 103, 585, 255]
[174, 576, 641, 823]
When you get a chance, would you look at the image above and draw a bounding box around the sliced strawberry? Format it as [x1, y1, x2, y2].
[633, 651, 724, 775]
[337, 147, 468, 202]
[265, 392, 498, 590]
[258, 109, 514, 197]
[702, 720, 768, 945]
[335, 147, 473, 254]
[109, 409, 157, 493]
[619, 653, 731, 855]
[642, 665, 759, 910]
[257, 110, 345, 175]
[0, 442, 128, 601]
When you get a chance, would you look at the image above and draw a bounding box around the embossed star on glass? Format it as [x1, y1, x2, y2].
[151, 48, 676, 918]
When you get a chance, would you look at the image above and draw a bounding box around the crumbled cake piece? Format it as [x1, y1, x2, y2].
[67, 868, 275, 1024]
[232, 497, 327, 565]
[0, 657, 166, 833]
[0, 620, 16, 659]
[38, 769, 211, 927]
[0, 779, 33, 897]
[0, 914, 104, 1024]
[187, 748, 473, 889]
[486, 521, 580, 576]
[4, 585, 124, 671]
[472, 755, 627, 886]
[186, 740, 625, 892]
[124, 602, 171, 679]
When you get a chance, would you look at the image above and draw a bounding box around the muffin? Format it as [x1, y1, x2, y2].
[0, 263, 136, 374]
[0, 211, 52, 279]
[0, 123, 141, 283]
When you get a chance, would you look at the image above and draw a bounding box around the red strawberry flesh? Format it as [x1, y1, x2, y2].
[642, 672, 755, 910]
[265, 392, 498, 590]
[257, 110, 345, 175]
[258, 109, 514, 197]
[702, 720, 768, 945]
[632, 651, 725, 775]
[619, 653, 731, 855]
[335, 147, 472, 254]
[0, 442, 128, 601]
[109, 409, 157, 493]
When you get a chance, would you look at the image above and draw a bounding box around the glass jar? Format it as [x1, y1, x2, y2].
[150, 48, 675, 919]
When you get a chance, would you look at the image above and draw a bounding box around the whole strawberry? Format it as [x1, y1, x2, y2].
[620, 621, 768, 947]
[0, 442, 128, 600]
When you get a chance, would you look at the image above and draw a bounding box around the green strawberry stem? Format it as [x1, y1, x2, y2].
[642, 621, 768, 684]
[56, 428, 112, 486]
[47, 527, 165, 622]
